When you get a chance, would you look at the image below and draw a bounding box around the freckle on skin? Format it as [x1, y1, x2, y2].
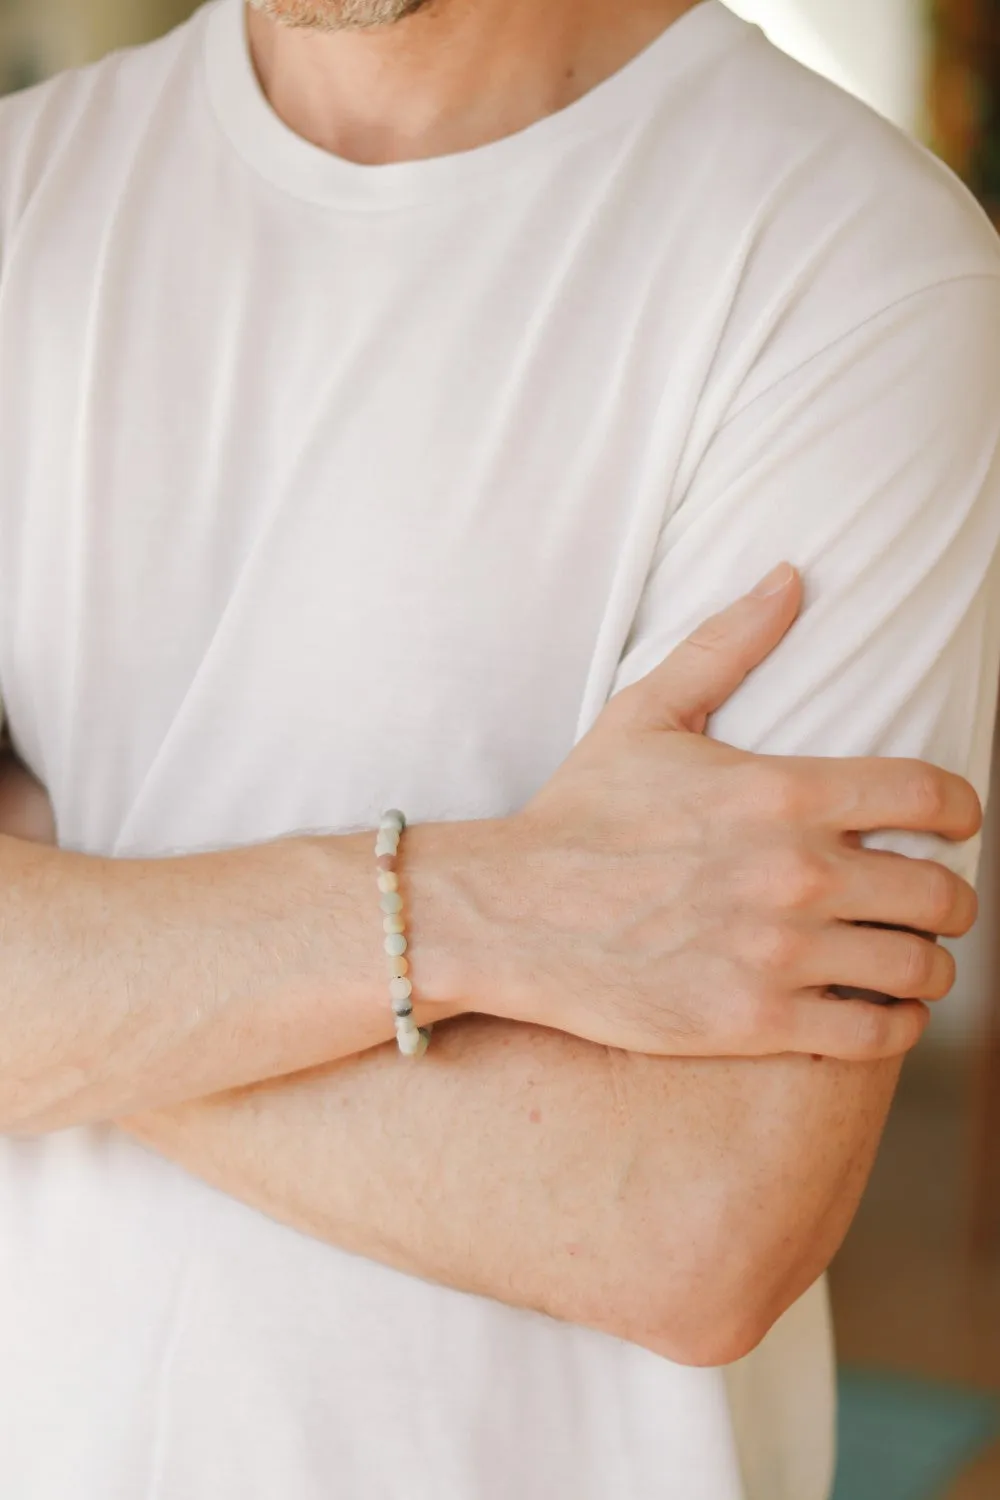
[529, 1108, 542, 1124]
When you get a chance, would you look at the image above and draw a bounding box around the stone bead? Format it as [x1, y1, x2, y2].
[384, 934, 408, 957]
[387, 955, 410, 979]
[397, 1026, 425, 1058]
[382, 810, 406, 832]
[376, 854, 397, 873]
[380, 892, 404, 915]
[389, 977, 413, 1002]
[377, 872, 400, 894]
[413, 1028, 432, 1059]
[392, 998, 414, 1019]
[383, 916, 406, 935]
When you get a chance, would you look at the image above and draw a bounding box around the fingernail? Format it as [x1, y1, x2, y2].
[752, 562, 795, 597]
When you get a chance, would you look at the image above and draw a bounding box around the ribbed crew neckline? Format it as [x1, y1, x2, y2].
[204, 0, 752, 210]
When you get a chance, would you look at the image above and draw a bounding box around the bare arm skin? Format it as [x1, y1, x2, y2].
[0, 728, 899, 1341]
[0, 573, 974, 1136]
[0, 579, 951, 1364]
[116, 576, 966, 1363]
[125, 1020, 895, 1368]
[114, 284, 1000, 1372]
[0, 827, 463, 1132]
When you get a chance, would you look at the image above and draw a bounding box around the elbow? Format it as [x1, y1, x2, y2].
[635, 1280, 782, 1371]
[659, 1304, 778, 1370]
[616, 1216, 824, 1370]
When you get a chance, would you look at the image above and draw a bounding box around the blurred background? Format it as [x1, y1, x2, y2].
[0, 2, 997, 1497]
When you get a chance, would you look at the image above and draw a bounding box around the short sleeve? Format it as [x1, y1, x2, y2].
[613, 275, 1000, 884]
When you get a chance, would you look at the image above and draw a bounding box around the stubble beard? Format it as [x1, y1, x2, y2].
[247, 0, 433, 30]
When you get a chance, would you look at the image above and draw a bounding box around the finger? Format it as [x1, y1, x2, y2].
[834, 849, 978, 938]
[0, 760, 57, 846]
[616, 563, 803, 734]
[799, 923, 956, 1002]
[778, 994, 930, 1062]
[791, 757, 982, 843]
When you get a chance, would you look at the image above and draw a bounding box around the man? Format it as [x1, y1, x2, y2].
[0, 0, 997, 1496]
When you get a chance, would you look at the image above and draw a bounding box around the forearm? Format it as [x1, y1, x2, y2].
[125, 1017, 899, 1365]
[0, 826, 459, 1134]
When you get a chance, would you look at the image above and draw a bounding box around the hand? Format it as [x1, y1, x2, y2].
[465, 564, 981, 1061]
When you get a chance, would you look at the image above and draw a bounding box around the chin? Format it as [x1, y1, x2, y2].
[247, 0, 431, 31]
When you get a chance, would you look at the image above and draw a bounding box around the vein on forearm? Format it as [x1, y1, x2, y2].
[124, 1016, 899, 1353]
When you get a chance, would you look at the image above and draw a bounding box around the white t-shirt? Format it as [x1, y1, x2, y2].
[0, 2, 999, 1496]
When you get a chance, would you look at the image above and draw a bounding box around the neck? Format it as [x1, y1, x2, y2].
[246, 0, 703, 165]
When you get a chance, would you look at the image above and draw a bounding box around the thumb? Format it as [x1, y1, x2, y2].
[622, 563, 802, 734]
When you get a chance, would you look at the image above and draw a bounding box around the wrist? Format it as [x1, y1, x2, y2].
[297, 829, 465, 1046]
[402, 814, 545, 1027]
[401, 817, 514, 1019]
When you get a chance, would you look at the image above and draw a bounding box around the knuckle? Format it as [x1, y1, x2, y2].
[767, 849, 830, 910]
[742, 922, 804, 976]
[739, 761, 802, 820]
[906, 766, 947, 827]
[686, 616, 730, 655]
[953, 779, 984, 839]
[849, 1004, 891, 1057]
[957, 881, 980, 936]
[922, 865, 959, 933]
[898, 935, 936, 995]
[729, 985, 778, 1049]
[931, 945, 957, 1000]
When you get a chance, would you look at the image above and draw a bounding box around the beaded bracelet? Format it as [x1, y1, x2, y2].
[376, 810, 432, 1059]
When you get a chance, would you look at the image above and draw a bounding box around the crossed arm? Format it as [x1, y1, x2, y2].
[120, 276, 1000, 1368]
[0, 699, 907, 1370]
[124, 1020, 898, 1369]
[5, 274, 999, 1371]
